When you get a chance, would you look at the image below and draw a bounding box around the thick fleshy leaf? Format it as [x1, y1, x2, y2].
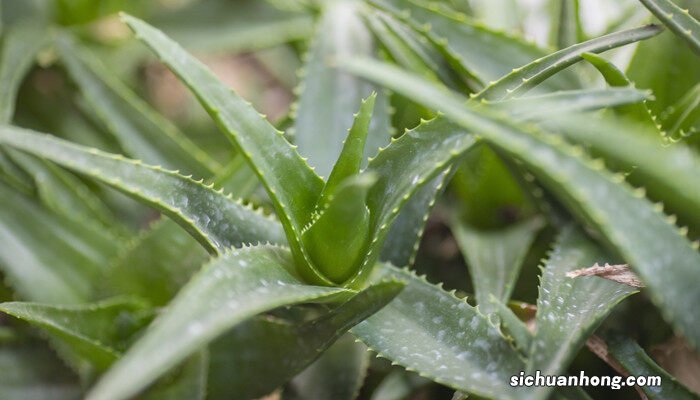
[86, 245, 353, 400]
[142, 352, 208, 400]
[351, 118, 478, 288]
[524, 227, 637, 400]
[370, 0, 579, 91]
[0, 183, 117, 303]
[491, 88, 651, 121]
[343, 59, 700, 348]
[151, 0, 313, 54]
[627, 15, 700, 116]
[352, 264, 525, 399]
[289, 335, 369, 400]
[0, 19, 47, 123]
[0, 298, 151, 372]
[543, 115, 700, 228]
[208, 280, 403, 399]
[122, 14, 326, 282]
[475, 24, 663, 100]
[451, 217, 544, 314]
[293, 1, 390, 178]
[592, 333, 700, 400]
[55, 35, 217, 178]
[661, 82, 700, 139]
[551, 0, 584, 49]
[0, 125, 285, 254]
[637, 0, 700, 55]
[369, 371, 429, 400]
[0, 338, 82, 400]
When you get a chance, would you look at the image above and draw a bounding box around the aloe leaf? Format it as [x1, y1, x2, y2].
[5, 150, 123, 231]
[475, 24, 663, 100]
[0, 19, 47, 123]
[293, 1, 390, 178]
[451, 217, 544, 314]
[637, 0, 700, 55]
[490, 88, 651, 121]
[490, 298, 532, 354]
[350, 118, 478, 287]
[55, 35, 218, 178]
[122, 15, 327, 281]
[627, 23, 700, 115]
[0, 338, 82, 400]
[0, 125, 285, 254]
[304, 174, 377, 284]
[524, 227, 638, 400]
[593, 333, 700, 400]
[0, 183, 118, 303]
[370, 371, 429, 400]
[370, 0, 579, 91]
[343, 59, 700, 348]
[380, 172, 449, 267]
[151, 0, 313, 54]
[542, 115, 700, 228]
[209, 280, 403, 399]
[351, 264, 525, 399]
[661, 83, 700, 138]
[0, 298, 151, 372]
[290, 335, 369, 400]
[86, 245, 353, 400]
[322, 94, 376, 201]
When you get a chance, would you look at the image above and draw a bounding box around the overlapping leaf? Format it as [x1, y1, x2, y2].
[637, 0, 700, 55]
[0, 125, 285, 254]
[343, 59, 700, 348]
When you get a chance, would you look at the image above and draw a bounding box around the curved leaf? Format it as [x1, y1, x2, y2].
[637, 0, 700, 55]
[475, 24, 663, 100]
[122, 14, 327, 282]
[293, 1, 390, 178]
[351, 264, 525, 399]
[343, 59, 700, 348]
[209, 280, 403, 399]
[0, 125, 285, 254]
[55, 35, 218, 178]
[0, 298, 151, 371]
[86, 245, 353, 400]
[451, 217, 544, 314]
[524, 227, 638, 400]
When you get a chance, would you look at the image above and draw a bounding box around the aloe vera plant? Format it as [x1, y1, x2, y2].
[0, 0, 699, 399]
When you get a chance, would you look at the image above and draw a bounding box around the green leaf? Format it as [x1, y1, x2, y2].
[490, 88, 651, 121]
[551, 0, 584, 49]
[542, 114, 700, 229]
[55, 34, 218, 179]
[321, 94, 376, 202]
[369, 370, 429, 400]
[0, 298, 151, 373]
[289, 335, 369, 400]
[150, 0, 313, 54]
[122, 14, 327, 283]
[475, 24, 663, 100]
[294, 1, 391, 178]
[627, 25, 700, 116]
[660, 82, 700, 138]
[0, 183, 118, 303]
[304, 174, 377, 284]
[451, 217, 544, 314]
[595, 333, 700, 400]
[371, 0, 579, 91]
[637, 0, 700, 56]
[351, 264, 524, 399]
[524, 227, 637, 400]
[342, 59, 700, 348]
[0, 125, 286, 254]
[0, 338, 82, 400]
[352, 118, 478, 287]
[208, 280, 403, 399]
[86, 245, 353, 400]
[0, 19, 47, 123]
